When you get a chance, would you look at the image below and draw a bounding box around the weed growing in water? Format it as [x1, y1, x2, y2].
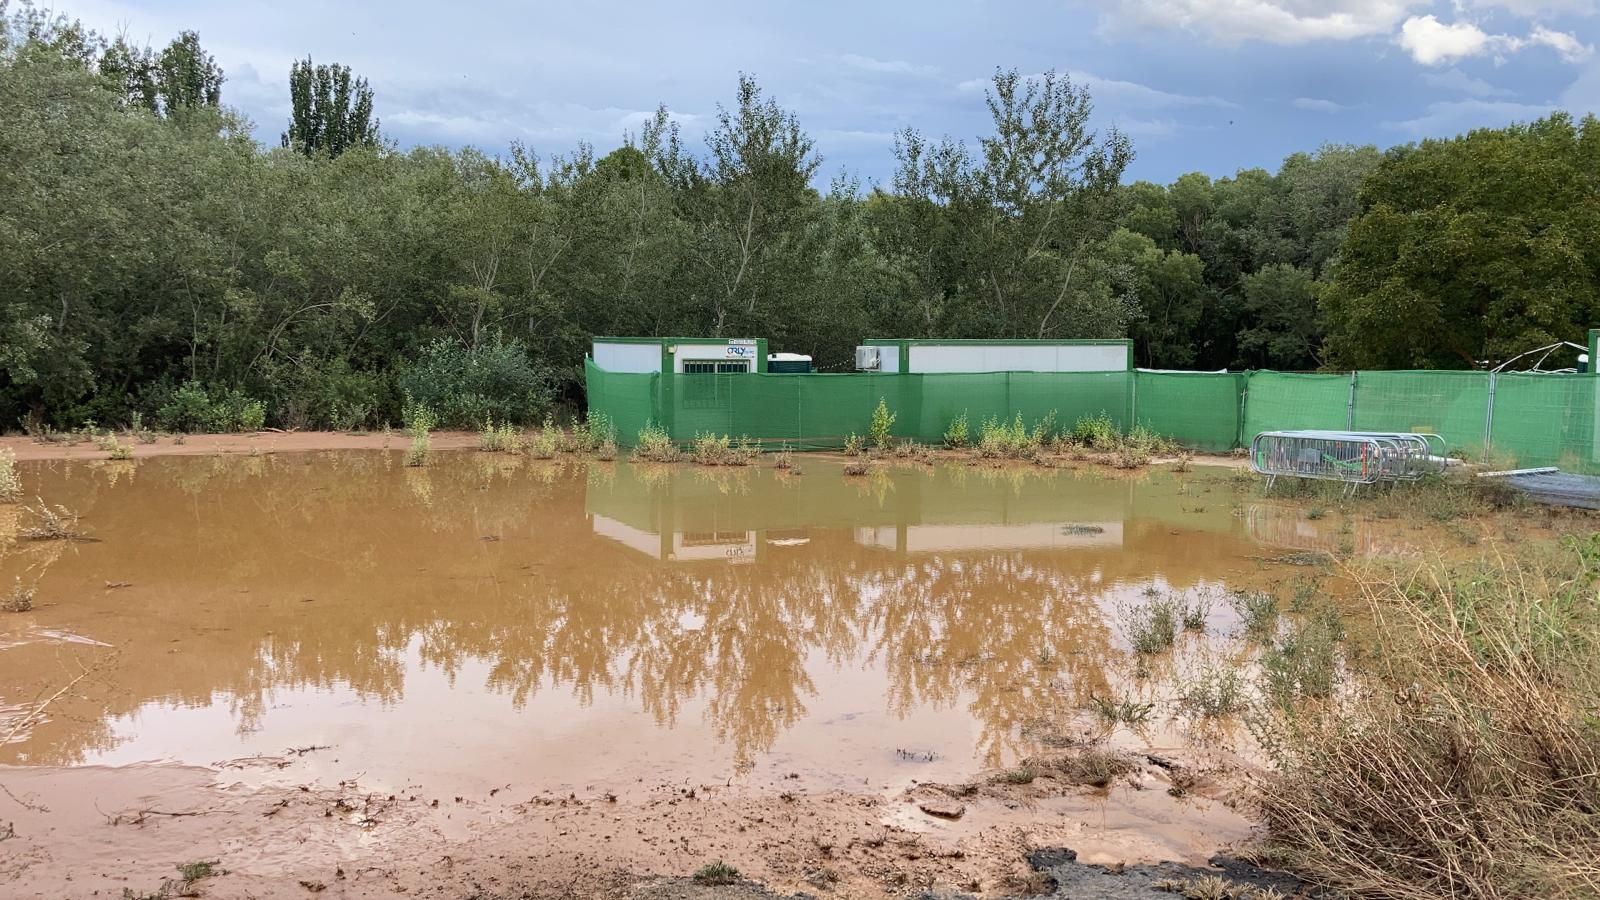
[1180, 593, 1213, 632]
[175, 861, 220, 882]
[990, 766, 1038, 785]
[943, 411, 970, 448]
[692, 861, 741, 886]
[2, 579, 34, 613]
[1119, 594, 1180, 655]
[403, 397, 436, 468]
[1232, 590, 1280, 640]
[22, 498, 81, 540]
[633, 422, 682, 462]
[1260, 611, 1342, 709]
[477, 418, 522, 453]
[843, 433, 864, 456]
[690, 433, 756, 466]
[1088, 693, 1154, 727]
[1027, 747, 1139, 788]
[1179, 664, 1247, 719]
[842, 459, 870, 477]
[0, 448, 20, 502]
[1173, 450, 1194, 472]
[580, 412, 617, 454]
[527, 416, 560, 459]
[1113, 445, 1151, 469]
[773, 442, 794, 470]
[869, 397, 897, 451]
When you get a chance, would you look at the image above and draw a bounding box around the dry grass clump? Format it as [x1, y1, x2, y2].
[21, 498, 82, 540]
[1255, 537, 1600, 900]
[1024, 747, 1139, 788]
[2, 579, 34, 613]
[842, 458, 871, 477]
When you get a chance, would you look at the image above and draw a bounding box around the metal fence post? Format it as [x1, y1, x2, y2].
[1484, 371, 1497, 460]
[1346, 371, 1358, 430]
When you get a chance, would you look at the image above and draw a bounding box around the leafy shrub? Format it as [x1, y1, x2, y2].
[155, 381, 268, 433]
[976, 413, 1036, 458]
[403, 396, 436, 467]
[690, 433, 757, 466]
[396, 336, 552, 429]
[634, 422, 682, 462]
[264, 355, 387, 431]
[478, 418, 522, 452]
[869, 398, 897, 450]
[1071, 411, 1118, 449]
[843, 433, 864, 456]
[943, 411, 970, 448]
[1119, 594, 1180, 655]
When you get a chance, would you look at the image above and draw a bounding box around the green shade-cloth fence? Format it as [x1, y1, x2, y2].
[585, 360, 1600, 473]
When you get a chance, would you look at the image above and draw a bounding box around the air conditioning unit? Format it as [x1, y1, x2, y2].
[854, 346, 880, 371]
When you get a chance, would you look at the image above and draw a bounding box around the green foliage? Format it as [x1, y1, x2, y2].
[395, 338, 552, 430]
[282, 56, 377, 157]
[843, 433, 864, 456]
[477, 417, 521, 453]
[869, 397, 896, 450]
[1120, 594, 1180, 655]
[402, 397, 435, 467]
[1179, 665, 1247, 718]
[690, 432, 757, 466]
[692, 862, 740, 886]
[1088, 693, 1154, 726]
[633, 421, 681, 462]
[1233, 590, 1281, 640]
[1071, 412, 1118, 450]
[976, 412, 1039, 458]
[154, 382, 266, 433]
[1324, 114, 1600, 369]
[943, 411, 969, 449]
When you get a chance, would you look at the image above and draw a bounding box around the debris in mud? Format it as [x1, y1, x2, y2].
[287, 744, 332, 756]
[916, 798, 966, 820]
[897, 748, 938, 762]
[1011, 848, 1311, 900]
[1060, 524, 1105, 535]
[104, 580, 132, 589]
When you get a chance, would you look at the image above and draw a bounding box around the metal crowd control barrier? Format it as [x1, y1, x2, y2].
[1251, 431, 1449, 493]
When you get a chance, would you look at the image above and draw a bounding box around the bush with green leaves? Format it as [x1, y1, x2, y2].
[396, 336, 552, 430]
[634, 421, 681, 462]
[869, 397, 897, 450]
[154, 381, 267, 433]
[1071, 411, 1118, 450]
[943, 411, 970, 448]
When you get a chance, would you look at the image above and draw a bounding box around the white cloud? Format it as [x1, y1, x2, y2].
[1113, 117, 1183, 138]
[1421, 67, 1515, 96]
[1398, 15, 1497, 65]
[1293, 96, 1348, 112]
[1530, 26, 1594, 63]
[1398, 15, 1590, 65]
[956, 70, 1235, 108]
[1081, 0, 1427, 44]
[839, 54, 938, 76]
[1386, 98, 1554, 133]
[1463, 0, 1595, 12]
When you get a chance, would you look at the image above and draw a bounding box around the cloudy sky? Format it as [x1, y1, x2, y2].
[60, 0, 1600, 183]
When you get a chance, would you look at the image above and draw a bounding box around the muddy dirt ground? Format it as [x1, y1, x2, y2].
[1, 739, 1273, 899]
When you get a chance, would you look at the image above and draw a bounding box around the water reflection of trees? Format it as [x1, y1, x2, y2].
[0, 453, 1249, 772]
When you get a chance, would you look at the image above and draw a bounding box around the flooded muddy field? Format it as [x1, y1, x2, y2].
[0, 450, 1371, 897]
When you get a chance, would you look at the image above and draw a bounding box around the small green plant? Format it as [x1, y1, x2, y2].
[1179, 665, 1247, 718]
[1173, 450, 1194, 473]
[1307, 505, 1326, 520]
[581, 412, 617, 454]
[943, 411, 970, 448]
[1071, 411, 1118, 450]
[108, 441, 133, 460]
[976, 412, 1037, 458]
[0, 448, 21, 502]
[634, 421, 682, 462]
[1113, 445, 1151, 469]
[403, 397, 436, 468]
[692, 861, 741, 886]
[1120, 595, 1180, 655]
[1088, 693, 1154, 726]
[869, 398, 897, 450]
[2, 579, 35, 613]
[1180, 593, 1213, 632]
[843, 433, 864, 456]
[991, 766, 1038, 785]
[478, 417, 521, 453]
[1260, 614, 1341, 708]
[1232, 591, 1280, 640]
[175, 861, 219, 883]
[773, 442, 795, 470]
[528, 416, 560, 459]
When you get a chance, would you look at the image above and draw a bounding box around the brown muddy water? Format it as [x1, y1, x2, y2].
[0, 453, 1323, 800]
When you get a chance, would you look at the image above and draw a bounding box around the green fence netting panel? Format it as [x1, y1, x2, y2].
[584, 360, 657, 443]
[1009, 371, 1133, 435]
[1489, 373, 1600, 473]
[1351, 370, 1489, 456]
[1133, 372, 1243, 452]
[1243, 372, 1351, 439]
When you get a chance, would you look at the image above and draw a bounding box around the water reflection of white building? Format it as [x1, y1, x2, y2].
[853, 522, 1121, 554]
[591, 515, 758, 563]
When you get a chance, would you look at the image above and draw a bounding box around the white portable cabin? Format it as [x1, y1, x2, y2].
[855, 339, 1133, 374]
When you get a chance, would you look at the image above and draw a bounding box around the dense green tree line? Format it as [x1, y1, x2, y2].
[3, 2, 1596, 432]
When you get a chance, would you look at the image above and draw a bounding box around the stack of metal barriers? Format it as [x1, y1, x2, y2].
[1250, 431, 1450, 493]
